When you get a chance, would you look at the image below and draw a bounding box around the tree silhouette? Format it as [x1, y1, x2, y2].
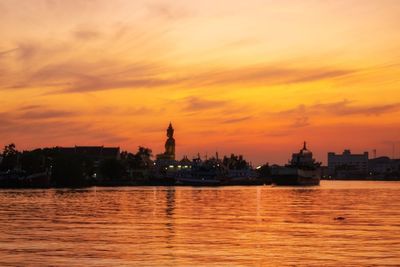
[99, 158, 125, 181]
[1, 143, 19, 171]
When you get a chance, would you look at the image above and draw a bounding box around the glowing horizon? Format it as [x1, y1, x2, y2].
[1, 0, 400, 164]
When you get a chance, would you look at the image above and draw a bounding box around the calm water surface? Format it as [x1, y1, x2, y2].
[0, 181, 399, 266]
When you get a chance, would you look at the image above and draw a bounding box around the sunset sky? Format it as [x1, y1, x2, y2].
[1, 0, 400, 164]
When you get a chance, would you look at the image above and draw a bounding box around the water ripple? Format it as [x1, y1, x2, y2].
[0, 181, 399, 266]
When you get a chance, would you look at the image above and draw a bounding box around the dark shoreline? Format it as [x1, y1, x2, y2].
[0, 178, 399, 189]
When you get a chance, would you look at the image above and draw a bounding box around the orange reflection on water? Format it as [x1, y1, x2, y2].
[0, 181, 399, 266]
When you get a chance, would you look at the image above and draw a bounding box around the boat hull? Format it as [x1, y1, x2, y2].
[175, 177, 221, 186]
[271, 168, 320, 186]
[0, 171, 51, 188]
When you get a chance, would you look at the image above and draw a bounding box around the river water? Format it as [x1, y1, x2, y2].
[0, 181, 399, 266]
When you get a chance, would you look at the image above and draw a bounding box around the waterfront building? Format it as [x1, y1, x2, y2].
[369, 157, 400, 178]
[328, 150, 368, 177]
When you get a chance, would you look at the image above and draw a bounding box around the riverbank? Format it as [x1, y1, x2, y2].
[1, 177, 400, 189]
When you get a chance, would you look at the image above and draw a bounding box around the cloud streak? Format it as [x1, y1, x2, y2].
[73, 28, 102, 41]
[318, 101, 400, 116]
[273, 100, 400, 118]
[222, 116, 252, 124]
[0, 107, 128, 147]
[192, 66, 355, 88]
[182, 97, 227, 111]
[2, 56, 356, 94]
[17, 110, 77, 120]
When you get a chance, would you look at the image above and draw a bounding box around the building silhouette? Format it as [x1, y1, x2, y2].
[369, 156, 400, 177]
[328, 149, 368, 177]
[57, 146, 120, 161]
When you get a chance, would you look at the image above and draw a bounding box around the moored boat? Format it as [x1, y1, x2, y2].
[272, 142, 321, 186]
[0, 169, 51, 188]
[175, 177, 221, 186]
[271, 167, 320, 186]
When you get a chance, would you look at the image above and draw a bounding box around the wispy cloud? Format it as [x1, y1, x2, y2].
[73, 28, 102, 41]
[16, 42, 41, 61]
[146, 3, 194, 21]
[0, 109, 128, 146]
[267, 100, 400, 132]
[273, 100, 400, 118]
[289, 116, 310, 128]
[17, 110, 77, 120]
[50, 65, 356, 94]
[288, 70, 352, 83]
[0, 34, 357, 95]
[182, 97, 227, 111]
[320, 101, 400, 116]
[5, 59, 167, 93]
[189, 65, 355, 88]
[8, 104, 159, 120]
[19, 105, 43, 111]
[222, 116, 252, 124]
[0, 48, 18, 57]
[1, 105, 78, 121]
[94, 106, 161, 116]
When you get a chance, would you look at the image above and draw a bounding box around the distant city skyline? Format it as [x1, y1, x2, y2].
[1, 0, 400, 165]
[2, 129, 400, 166]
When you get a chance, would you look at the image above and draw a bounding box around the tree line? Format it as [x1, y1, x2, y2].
[0, 144, 154, 187]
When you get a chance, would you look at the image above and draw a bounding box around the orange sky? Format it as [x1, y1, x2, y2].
[1, 0, 400, 164]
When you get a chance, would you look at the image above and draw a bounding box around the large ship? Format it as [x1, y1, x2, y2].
[271, 142, 321, 186]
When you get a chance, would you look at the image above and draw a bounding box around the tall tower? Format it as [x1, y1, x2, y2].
[164, 122, 175, 160]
